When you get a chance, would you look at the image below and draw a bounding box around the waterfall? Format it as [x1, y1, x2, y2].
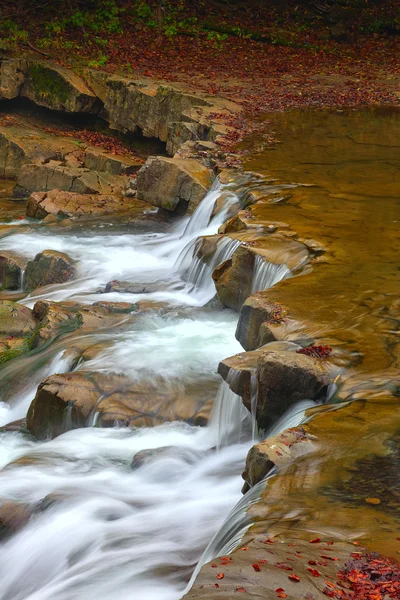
[264, 399, 318, 438]
[182, 179, 239, 237]
[251, 255, 291, 293]
[185, 469, 277, 594]
[208, 379, 252, 449]
[19, 269, 25, 292]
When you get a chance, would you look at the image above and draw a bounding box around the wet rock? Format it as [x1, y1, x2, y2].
[212, 245, 255, 311]
[0, 418, 26, 433]
[0, 500, 31, 539]
[104, 279, 177, 294]
[136, 156, 214, 213]
[0, 301, 36, 336]
[131, 446, 204, 469]
[236, 294, 282, 351]
[0, 251, 27, 290]
[218, 348, 332, 430]
[26, 189, 144, 219]
[21, 61, 99, 113]
[26, 372, 212, 440]
[25, 250, 76, 291]
[15, 162, 127, 198]
[241, 427, 316, 493]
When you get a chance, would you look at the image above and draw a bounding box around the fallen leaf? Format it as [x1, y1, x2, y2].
[288, 574, 300, 582]
[365, 497, 381, 505]
[216, 573, 224, 580]
[307, 567, 321, 577]
[309, 537, 321, 544]
[252, 564, 261, 572]
[235, 587, 246, 593]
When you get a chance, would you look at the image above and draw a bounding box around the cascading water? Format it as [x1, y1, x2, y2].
[0, 177, 303, 600]
[251, 254, 291, 294]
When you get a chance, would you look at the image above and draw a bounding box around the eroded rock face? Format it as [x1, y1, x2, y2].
[0, 251, 27, 290]
[27, 372, 212, 440]
[236, 294, 282, 351]
[212, 245, 255, 311]
[26, 189, 143, 219]
[136, 156, 214, 213]
[25, 250, 76, 291]
[219, 348, 332, 430]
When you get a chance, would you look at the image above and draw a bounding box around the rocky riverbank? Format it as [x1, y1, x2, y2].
[0, 58, 398, 599]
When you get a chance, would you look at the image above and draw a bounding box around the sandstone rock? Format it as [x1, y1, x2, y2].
[26, 189, 143, 219]
[105, 78, 209, 143]
[0, 301, 37, 336]
[0, 251, 27, 290]
[212, 245, 255, 311]
[15, 162, 127, 197]
[136, 156, 214, 213]
[0, 500, 31, 539]
[21, 61, 100, 113]
[25, 250, 76, 291]
[218, 348, 332, 430]
[241, 427, 316, 493]
[166, 121, 205, 155]
[235, 294, 282, 351]
[27, 372, 212, 440]
[83, 147, 141, 175]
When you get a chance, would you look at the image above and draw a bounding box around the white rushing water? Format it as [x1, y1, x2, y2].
[0, 180, 297, 600]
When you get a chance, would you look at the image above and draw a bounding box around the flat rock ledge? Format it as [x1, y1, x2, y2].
[26, 189, 144, 219]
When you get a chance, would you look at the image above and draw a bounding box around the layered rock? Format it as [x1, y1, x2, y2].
[219, 348, 332, 430]
[26, 189, 145, 219]
[25, 250, 76, 291]
[136, 156, 214, 213]
[27, 372, 211, 439]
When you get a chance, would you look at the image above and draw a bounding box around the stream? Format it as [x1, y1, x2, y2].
[0, 106, 398, 599]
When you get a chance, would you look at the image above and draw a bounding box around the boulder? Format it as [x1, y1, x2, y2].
[218, 348, 332, 430]
[15, 162, 127, 198]
[212, 245, 255, 312]
[21, 61, 100, 113]
[83, 147, 142, 175]
[26, 372, 212, 440]
[25, 250, 76, 291]
[0, 500, 31, 539]
[26, 189, 143, 219]
[136, 156, 214, 213]
[0, 251, 27, 290]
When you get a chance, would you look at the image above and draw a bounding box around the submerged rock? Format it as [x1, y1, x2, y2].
[136, 156, 214, 213]
[25, 250, 76, 291]
[0, 500, 31, 539]
[27, 372, 212, 440]
[218, 348, 332, 430]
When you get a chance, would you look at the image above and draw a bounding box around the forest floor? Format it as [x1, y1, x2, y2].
[0, 0, 399, 116]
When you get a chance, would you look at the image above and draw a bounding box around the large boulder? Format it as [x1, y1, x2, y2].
[0, 301, 36, 336]
[27, 372, 212, 440]
[136, 156, 214, 213]
[218, 348, 332, 430]
[26, 189, 143, 219]
[0, 251, 27, 290]
[25, 250, 76, 291]
[21, 61, 100, 113]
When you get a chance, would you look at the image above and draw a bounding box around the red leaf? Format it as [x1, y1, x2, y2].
[308, 560, 317, 565]
[278, 594, 287, 599]
[214, 583, 219, 588]
[235, 588, 246, 593]
[275, 563, 293, 571]
[258, 559, 269, 564]
[216, 573, 224, 580]
[275, 589, 285, 593]
[307, 568, 321, 577]
[252, 564, 261, 572]
[288, 574, 300, 582]
[309, 537, 321, 544]
[211, 564, 217, 568]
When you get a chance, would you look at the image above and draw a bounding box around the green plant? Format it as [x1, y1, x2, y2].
[206, 30, 227, 49]
[88, 53, 109, 68]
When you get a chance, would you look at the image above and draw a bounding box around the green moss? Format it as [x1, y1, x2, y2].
[27, 64, 71, 105]
[0, 341, 29, 365]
